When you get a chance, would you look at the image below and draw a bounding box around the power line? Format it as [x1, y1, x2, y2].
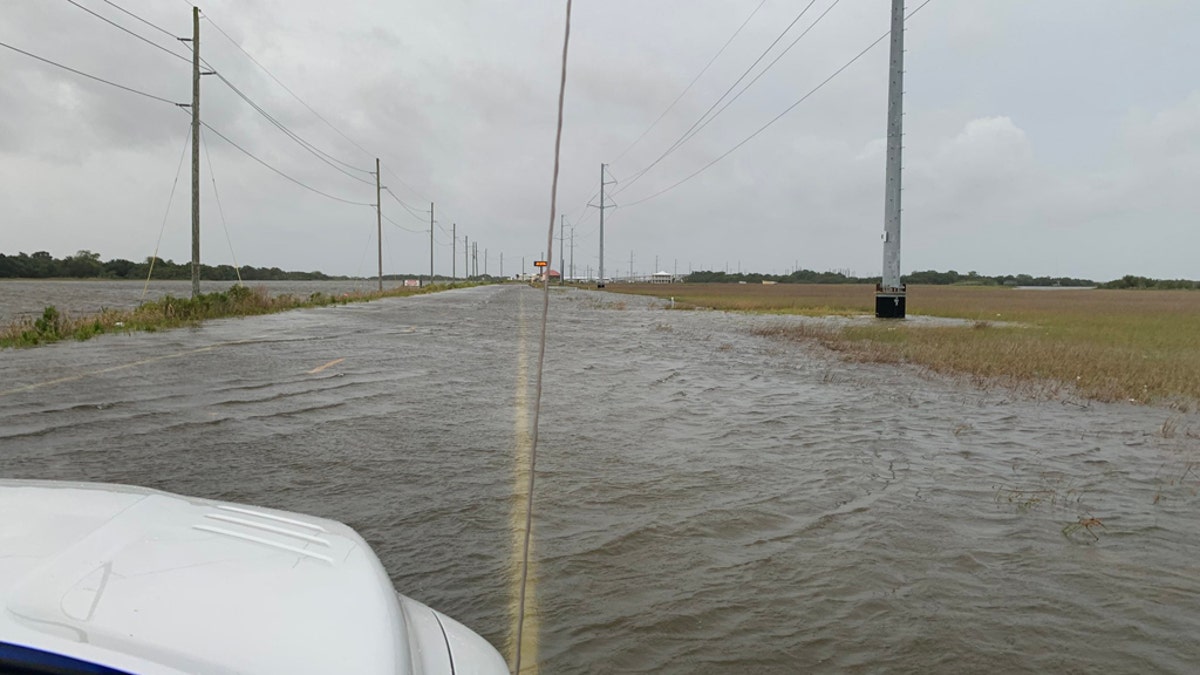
[211, 71, 374, 185]
[382, 187, 430, 222]
[611, 0, 768, 165]
[669, 0, 844, 157]
[380, 164, 432, 206]
[622, 0, 936, 208]
[199, 120, 374, 206]
[204, 15, 374, 167]
[98, 0, 179, 40]
[65, 0, 191, 65]
[381, 211, 425, 234]
[0, 39, 182, 106]
[205, 8, 432, 201]
[614, 0, 823, 197]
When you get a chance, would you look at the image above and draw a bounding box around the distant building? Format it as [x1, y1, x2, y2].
[649, 271, 675, 284]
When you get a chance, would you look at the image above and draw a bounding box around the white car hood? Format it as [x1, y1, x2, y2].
[0, 480, 503, 674]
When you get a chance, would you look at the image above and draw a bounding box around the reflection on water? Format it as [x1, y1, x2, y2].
[1, 285, 1197, 673]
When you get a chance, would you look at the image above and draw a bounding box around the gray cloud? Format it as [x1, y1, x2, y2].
[2, 0, 1198, 281]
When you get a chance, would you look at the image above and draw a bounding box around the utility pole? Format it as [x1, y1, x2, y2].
[189, 6, 201, 298]
[589, 163, 616, 287]
[452, 223, 456, 280]
[464, 235, 469, 279]
[559, 215, 565, 285]
[876, 0, 907, 318]
[500, 252, 504, 278]
[427, 202, 434, 286]
[484, 248, 488, 276]
[375, 159, 382, 291]
[629, 250, 634, 280]
[569, 226, 575, 281]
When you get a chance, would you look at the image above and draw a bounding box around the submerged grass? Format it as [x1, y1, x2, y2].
[0, 282, 484, 349]
[607, 283, 1200, 405]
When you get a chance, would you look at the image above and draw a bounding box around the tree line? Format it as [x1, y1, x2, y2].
[0, 250, 342, 281]
[683, 268, 1196, 289]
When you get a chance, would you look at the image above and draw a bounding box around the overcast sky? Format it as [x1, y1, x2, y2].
[2, 0, 1198, 281]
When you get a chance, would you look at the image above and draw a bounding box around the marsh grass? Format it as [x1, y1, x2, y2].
[609, 283, 1200, 404]
[0, 282, 481, 348]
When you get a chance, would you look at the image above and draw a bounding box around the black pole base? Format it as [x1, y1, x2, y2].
[875, 284, 906, 319]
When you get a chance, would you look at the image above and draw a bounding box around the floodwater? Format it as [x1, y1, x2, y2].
[0, 278, 388, 324]
[1, 284, 1198, 673]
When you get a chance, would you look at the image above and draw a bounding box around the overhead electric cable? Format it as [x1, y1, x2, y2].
[383, 187, 430, 222]
[200, 121, 374, 206]
[614, 0, 822, 196]
[622, 0, 935, 208]
[611, 0, 768, 165]
[204, 13, 432, 200]
[381, 212, 425, 234]
[0, 39, 181, 106]
[672, 0, 844, 153]
[98, 0, 179, 40]
[211, 72, 373, 184]
[65, 0, 191, 64]
[380, 164, 432, 206]
[201, 15, 372, 170]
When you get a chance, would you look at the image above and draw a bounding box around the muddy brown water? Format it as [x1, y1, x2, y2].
[1, 284, 1197, 673]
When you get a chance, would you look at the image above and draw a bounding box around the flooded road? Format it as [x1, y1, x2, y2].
[2, 284, 1198, 673]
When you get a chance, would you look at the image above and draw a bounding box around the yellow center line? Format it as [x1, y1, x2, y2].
[0, 341, 256, 398]
[307, 358, 345, 374]
[509, 293, 540, 673]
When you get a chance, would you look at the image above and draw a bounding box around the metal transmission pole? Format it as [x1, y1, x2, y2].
[464, 235, 469, 279]
[876, 0, 907, 318]
[589, 163, 616, 287]
[189, 7, 201, 298]
[452, 223, 456, 280]
[559, 215, 565, 285]
[569, 226, 575, 281]
[428, 202, 434, 286]
[375, 159, 382, 291]
[500, 252, 503, 278]
[484, 248, 488, 276]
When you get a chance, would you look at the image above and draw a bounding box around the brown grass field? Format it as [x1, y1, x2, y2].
[605, 283, 1200, 406]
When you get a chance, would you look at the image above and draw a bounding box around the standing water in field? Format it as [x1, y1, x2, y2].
[1, 285, 1197, 672]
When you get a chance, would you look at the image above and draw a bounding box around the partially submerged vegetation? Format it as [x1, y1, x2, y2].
[1, 282, 480, 348]
[607, 283, 1200, 405]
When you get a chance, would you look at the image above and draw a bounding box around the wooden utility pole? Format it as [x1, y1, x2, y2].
[452, 223, 456, 280]
[376, 158, 382, 291]
[464, 235, 469, 279]
[428, 202, 435, 286]
[570, 226, 575, 281]
[559, 215, 565, 285]
[189, 7, 201, 298]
